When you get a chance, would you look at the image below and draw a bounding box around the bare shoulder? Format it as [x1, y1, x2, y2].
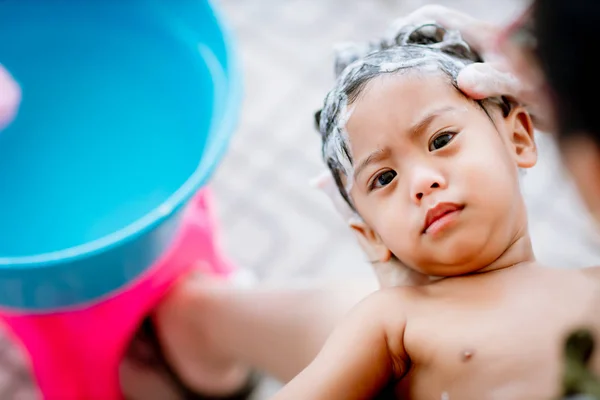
[333, 286, 413, 377]
[353, 286, 415, 322]
[351, 286, 415, 350]
[536, 263, 600, 283]
[336, 286, 415, 350]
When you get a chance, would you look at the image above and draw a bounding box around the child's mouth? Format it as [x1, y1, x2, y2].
[422, 203, 465, 235]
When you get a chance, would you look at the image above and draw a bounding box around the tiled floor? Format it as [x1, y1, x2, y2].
[3, 1, 600, 399]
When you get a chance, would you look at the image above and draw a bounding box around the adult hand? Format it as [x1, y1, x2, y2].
[0, 65, 20, 131]
[388, 5, 554, 132]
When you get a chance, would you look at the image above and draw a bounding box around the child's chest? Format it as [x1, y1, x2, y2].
[394, 274, 600, 399]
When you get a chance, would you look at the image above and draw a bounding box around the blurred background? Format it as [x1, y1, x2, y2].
[3, 0, 600, 398]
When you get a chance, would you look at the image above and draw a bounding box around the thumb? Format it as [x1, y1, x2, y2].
[436, 11, 499, 59]
[457, 62, 521, 100]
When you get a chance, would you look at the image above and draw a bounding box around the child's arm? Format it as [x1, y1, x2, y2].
[272, 289, 409, 400]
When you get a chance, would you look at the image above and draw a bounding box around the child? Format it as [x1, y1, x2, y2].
[273, 22, 600, 399]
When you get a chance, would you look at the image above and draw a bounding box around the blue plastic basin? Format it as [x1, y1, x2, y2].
[0, 0, 242, 311]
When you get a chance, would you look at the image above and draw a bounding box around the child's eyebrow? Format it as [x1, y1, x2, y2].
[354, 148, 390, 182]
[353, 105, 458, 182]
[408, 105, 457, 139]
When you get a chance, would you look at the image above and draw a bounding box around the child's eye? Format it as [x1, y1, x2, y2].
[371, 170, 397, 190]
[429, 132, 457, 151]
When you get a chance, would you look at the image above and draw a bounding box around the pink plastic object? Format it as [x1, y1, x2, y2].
[0, 189, 233, 399]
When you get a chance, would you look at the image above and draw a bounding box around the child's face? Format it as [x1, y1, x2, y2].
[345, 72, 536, 276]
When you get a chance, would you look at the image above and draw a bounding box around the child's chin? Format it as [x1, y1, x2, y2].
[424, 264, 482, 277]
[421, 247, 493, 276]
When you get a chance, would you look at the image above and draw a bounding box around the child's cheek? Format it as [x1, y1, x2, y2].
[372, 201, 412, 259]
[453, 139, 506, 199]
[461, 147, 517, 215]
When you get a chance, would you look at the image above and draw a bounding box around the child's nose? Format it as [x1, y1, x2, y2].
[410, 167, 445, 203]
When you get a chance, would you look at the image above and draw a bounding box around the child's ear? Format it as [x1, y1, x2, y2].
[504, 105, 537, 168]
[349, 219, 392, 263]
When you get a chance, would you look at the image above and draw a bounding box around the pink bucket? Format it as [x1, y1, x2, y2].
[0, 189, 233, 399]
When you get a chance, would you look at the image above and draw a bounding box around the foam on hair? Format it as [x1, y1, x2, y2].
[315, 22, 510, 211]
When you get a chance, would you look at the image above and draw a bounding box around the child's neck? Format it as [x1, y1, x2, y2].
[475, 231, 536, 275]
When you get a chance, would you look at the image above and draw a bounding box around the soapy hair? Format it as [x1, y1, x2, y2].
[315, 22, 512, 212]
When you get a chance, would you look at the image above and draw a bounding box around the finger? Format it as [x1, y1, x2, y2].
[0, 65, 20, 130]
[435, 9, 499, 58]
[390, 5, 498, 59]
[457, 62, 521, 100]
[395, 4, 453, 26]
[458, 62, 555, 132]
